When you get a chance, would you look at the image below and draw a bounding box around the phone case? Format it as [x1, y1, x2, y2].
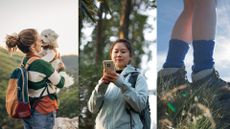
[103, 60, 115, 72]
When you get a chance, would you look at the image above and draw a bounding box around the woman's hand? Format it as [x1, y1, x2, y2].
[101, 69, 119, 84]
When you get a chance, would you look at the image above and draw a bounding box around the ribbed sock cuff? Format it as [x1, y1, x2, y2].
[163, 39, 189, 68]
[192, 40, 215, 73]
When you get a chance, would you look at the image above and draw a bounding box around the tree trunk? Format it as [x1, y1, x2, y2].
[95, 5, 103, 67]
[119, 0, 132, 39]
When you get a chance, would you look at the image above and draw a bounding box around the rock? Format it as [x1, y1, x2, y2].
[54, 117, 79, 129]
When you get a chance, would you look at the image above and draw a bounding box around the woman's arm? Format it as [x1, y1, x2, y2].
[114, 74, 148, 113]
[87, 80, 109, 113]
[31, 59, 65, 88]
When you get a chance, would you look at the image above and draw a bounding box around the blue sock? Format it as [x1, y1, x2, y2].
[163, 39, 189, 68]
[192, 40, 215, 73]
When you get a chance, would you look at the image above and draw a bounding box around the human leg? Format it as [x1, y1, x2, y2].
[159, 0, 194, 101]
[191, 0, 223, 97]
[192, 0, 216, 73]
[23, 118, 32, 129]
[171, 0, 194, 43]
[23, 111, 56, 129]
[158, 0, 195, 128]
[192, 0, 216, 41]
[192, 0, 218, 84]
[163, 0, 194, 68]
[191, 0, 230, 128]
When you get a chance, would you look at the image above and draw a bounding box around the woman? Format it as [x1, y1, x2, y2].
[5, 28, 65, 129]
[88, 39, 148, 129]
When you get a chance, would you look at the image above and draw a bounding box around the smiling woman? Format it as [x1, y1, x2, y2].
[109, 39, 133, 70]
[88, 39, 150, 129]
[5, 28, 66, 129]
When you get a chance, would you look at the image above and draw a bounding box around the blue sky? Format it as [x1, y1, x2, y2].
[157, 0, 230, 81]
[158, 0, 182, 53]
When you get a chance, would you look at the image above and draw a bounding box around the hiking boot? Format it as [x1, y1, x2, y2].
[192, 68, 230, 129]
[157, 67, 191, 128]
[157, 67, 188, 93]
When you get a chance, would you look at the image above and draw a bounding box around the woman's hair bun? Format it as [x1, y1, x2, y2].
[5, 33, 19, 52]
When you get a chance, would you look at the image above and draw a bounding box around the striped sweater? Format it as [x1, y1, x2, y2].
[22, 57, 65, 98]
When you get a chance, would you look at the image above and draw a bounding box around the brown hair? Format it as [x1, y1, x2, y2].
[109, 39, 134, 57]
[5, 28, 38, 54]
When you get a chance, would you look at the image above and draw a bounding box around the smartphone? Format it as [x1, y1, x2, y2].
[103, 60, 115, 72]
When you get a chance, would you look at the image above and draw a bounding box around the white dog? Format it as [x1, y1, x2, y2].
[40, 29, 74, 88]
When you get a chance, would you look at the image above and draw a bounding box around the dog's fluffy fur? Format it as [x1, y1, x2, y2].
[40, 29, 74, 88]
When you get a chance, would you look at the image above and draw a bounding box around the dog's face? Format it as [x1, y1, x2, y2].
[41, 29, 59, 48]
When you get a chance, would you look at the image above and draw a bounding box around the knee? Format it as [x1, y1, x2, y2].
[184, 0, 195, 12]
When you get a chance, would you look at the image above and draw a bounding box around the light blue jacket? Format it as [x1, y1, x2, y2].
[88, 65, 148, 129]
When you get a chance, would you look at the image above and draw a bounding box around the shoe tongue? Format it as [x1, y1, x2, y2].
[192, 69, 214, 82]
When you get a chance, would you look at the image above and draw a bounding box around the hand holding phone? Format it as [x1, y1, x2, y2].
[101, 60, 118, 84]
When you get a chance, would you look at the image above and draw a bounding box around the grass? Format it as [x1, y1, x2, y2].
[157, 80, 221, 129]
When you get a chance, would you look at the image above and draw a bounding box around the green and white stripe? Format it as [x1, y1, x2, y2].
[23, 58, 65, 97]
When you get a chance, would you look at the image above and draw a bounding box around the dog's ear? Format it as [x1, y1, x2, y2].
[52, 32, 59, 40]
[41, 29, 59, 47]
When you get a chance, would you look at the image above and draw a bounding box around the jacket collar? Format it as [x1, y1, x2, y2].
[120, 64, 140, 76]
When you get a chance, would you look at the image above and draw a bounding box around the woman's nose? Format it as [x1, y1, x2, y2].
[117, 52, 122, 56]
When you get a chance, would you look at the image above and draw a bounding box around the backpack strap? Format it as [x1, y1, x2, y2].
[128, 72, 140, 88]
[30, 85, 48, 112]
[21, 56, 50, 113]
[124, 71, 140, 129]
[25, 56, 40, 69]
[126, 72, 151, 129]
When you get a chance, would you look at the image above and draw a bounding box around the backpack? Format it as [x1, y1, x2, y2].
[5, 56, 40, 118]
[126, 72, 151, 129]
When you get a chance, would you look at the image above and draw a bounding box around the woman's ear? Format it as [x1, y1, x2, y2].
[30, 44, 36, 52]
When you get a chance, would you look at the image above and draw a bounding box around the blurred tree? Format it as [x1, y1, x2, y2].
[119, 0, 132, 39]
[95, 4, 103, 67]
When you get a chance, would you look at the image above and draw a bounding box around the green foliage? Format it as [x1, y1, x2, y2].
[58, 86, 79, 118]
[62, 55, 79, 83]
[0, 47, 24, 129]
[79, 64, 102, 129]
[57, 55, 79, 118]
[80, 1, 152, 67]
[129, 11, 148, 67]
[80, 0, 112, 23]
[80, 0, 98, 22]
